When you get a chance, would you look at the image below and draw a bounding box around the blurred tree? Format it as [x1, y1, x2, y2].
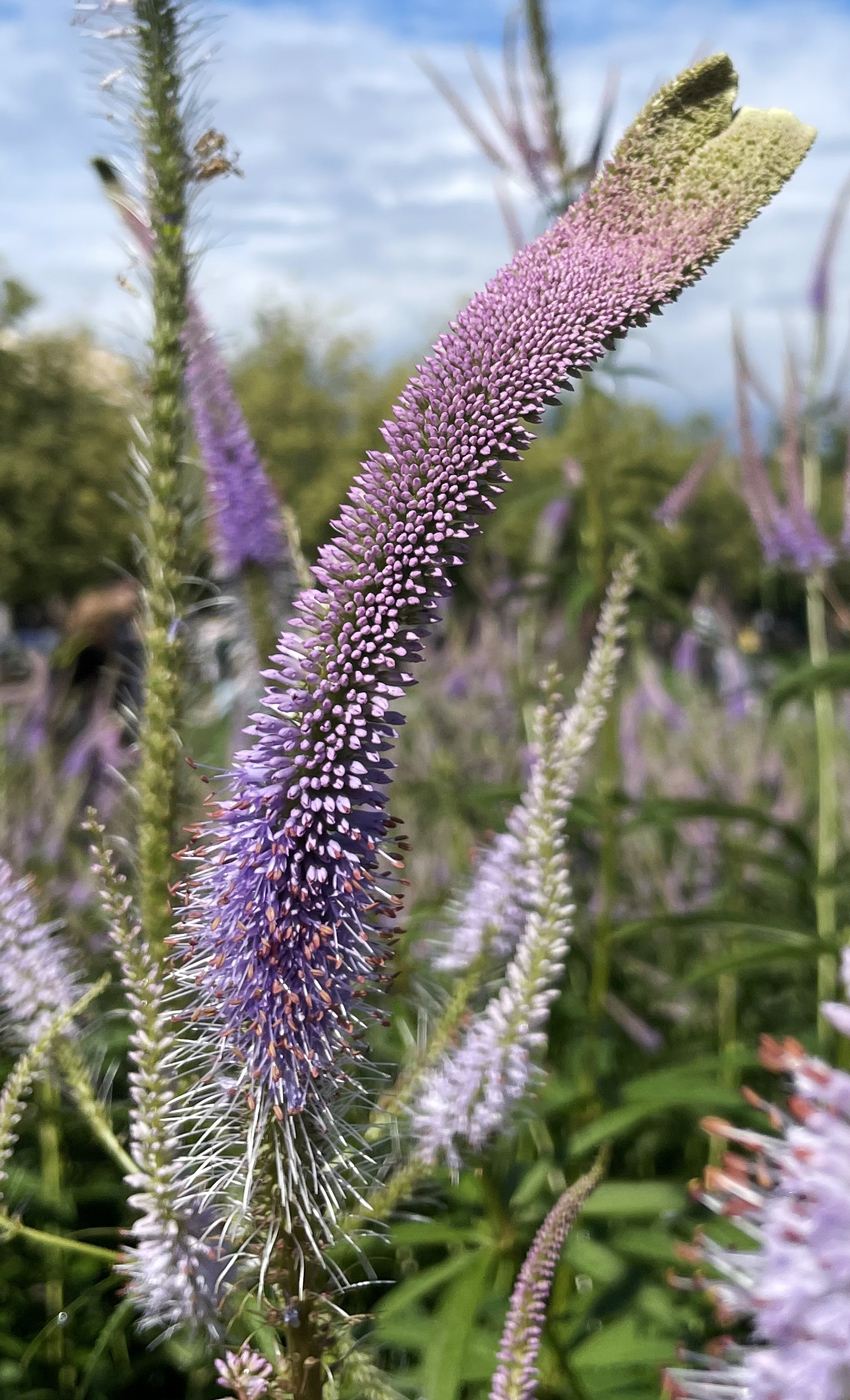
[232, 309, 407, 555]
[0, 304, 134, 610]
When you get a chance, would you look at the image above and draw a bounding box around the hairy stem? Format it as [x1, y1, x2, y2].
[133, 0, 191, 952]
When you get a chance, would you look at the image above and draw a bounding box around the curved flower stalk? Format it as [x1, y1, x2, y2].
[665, 954, 850, 1400]
[0, 855, 81, 1046]
[88, 828, 223, 1333]
[175, 58, 813, 1144]
[411, 559, 634, 1164]
[438, 554, 636, 974]
[490, 1152, 607, 1400]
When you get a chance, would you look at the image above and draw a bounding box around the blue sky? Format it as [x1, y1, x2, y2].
[3, 0, 850, 418]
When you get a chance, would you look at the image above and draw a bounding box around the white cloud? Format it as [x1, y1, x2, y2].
[2, 0, 850, 418]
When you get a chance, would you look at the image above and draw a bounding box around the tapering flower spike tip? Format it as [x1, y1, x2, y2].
[490, 1154, 607, 1400]
[178, 57, 814, 1121]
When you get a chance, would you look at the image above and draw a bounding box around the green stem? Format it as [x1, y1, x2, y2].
[133, 0, 191, 953]
[803, 449, 840, 1045]
[38, 1078, 64, 1372]
[583, 701, 620, 1101]
[0, 1215, 118, 1264]
[54, 1040, 136, 1176]
[243, 562, 281, 669]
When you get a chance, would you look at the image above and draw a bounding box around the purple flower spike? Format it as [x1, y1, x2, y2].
[490, 1156, 606, 1400]
[734, 336, 834, 573]
[0, 856, 81, 1047]
[184, 310, 287, 575]
[654, 439, 721, 526]
[177, 59, 814, 1122]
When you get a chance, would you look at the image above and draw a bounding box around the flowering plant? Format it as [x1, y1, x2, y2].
[0, 2, 819, 1396]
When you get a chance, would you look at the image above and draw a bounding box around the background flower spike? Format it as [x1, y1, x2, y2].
[490, 1151, 608, 1400]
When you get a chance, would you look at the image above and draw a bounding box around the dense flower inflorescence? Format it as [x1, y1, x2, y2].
[412, 560, 634, 1163]
[665, 957, 850, 1400]
[0, 856, 81, 1047]
[177, 59, 814, 1122]
[490, 1156, 607, 1400]
[215, 1346, 273, 1400]
[184, 309, 287, 576]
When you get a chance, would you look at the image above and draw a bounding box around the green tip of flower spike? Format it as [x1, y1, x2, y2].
[674, 100, 817, 219]
[586, 53, 815, 273]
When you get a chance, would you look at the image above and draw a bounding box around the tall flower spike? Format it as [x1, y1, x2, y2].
[93, 158, 290, 580]
[412, 559, 635, 1164]
[178, 58, 813, 1126]
[490, 1153, 607, 1400]
[87, 829, 222, 1333]
[665, 950, 850, 1400]
[438, 555, 636, 973]
[734, 332, 833, 572]
[0, 856, 82, 1047]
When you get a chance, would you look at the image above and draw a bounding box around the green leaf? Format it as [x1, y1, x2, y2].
[682, 940, 824, 984]
[375, 1252, 479, 1320]
[564, 1232, 625, 1285]
[580, 1181, 686, 1219]
[571, 1315, 677, 1370]
[421, 1248, 494, 1400]
[390, 1222, 482, 1247]
[611, 909, 813, 947]
[569, 1085, 741, 1157]
[769, 655, 850, 710]
[612, 1226, 680, 1263]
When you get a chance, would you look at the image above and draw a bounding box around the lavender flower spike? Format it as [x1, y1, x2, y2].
[490, 1154, 607, 1400]
[184, 312, 288, 577]
[438, 554, 636, 972]
[178, 58, 813, 1125]
[0, 856, 81, 1047]
[412, 560, 634, 1164]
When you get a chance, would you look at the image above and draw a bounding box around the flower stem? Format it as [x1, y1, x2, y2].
[803, 449, 840, 1046]
[0, 1214, 118, 1264]
[583, 700, 620, 1101]
[38, 1077, 65, 1375]
[133, 0, 191, 953]
[54, 1040, 136, 1176]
